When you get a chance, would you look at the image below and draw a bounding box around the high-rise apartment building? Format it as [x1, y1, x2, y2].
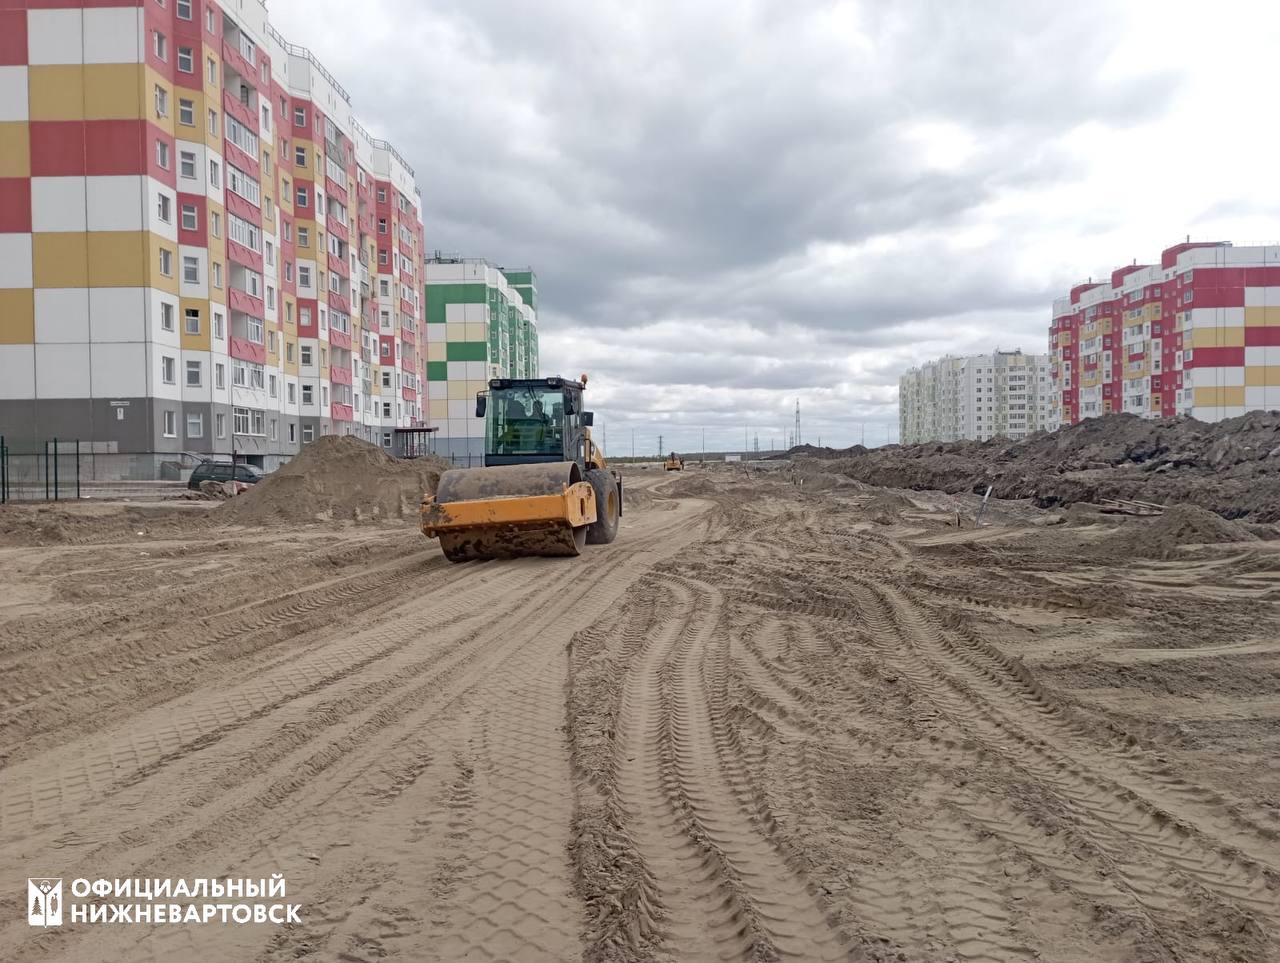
[899, 350, 1054, 444]
[0, 0, 423, 474]
[423, 257, 539, 461]
[1050, 242, 1280, 426]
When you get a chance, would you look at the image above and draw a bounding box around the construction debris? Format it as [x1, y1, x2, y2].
[783, 411, 1280, 521]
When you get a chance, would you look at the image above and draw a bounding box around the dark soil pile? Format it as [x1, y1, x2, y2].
[787, 412, 1280, 521]
[218, 436, 451, 525]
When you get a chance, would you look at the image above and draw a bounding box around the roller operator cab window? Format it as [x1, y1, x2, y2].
[486, 386, 570, 456]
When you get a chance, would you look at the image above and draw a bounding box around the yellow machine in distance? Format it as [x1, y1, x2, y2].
[421, 375, 622, 561]
[664, 451, 684, 471]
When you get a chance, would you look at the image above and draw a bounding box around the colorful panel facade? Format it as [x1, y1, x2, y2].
[423, 258, 540, 460]
[1050, 243, 1280, 427]
[0, 0, 424, 474]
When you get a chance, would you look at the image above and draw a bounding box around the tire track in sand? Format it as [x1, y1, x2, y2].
[611, 574, 847, 961]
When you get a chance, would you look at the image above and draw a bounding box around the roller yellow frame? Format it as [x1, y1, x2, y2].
[421, 481, 597, 536]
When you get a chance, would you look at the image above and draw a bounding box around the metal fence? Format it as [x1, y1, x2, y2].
[1, 437, 82, 503]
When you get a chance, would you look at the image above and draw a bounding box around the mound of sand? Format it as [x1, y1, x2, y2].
[1106, 504, 1259, 560]
[217, 436, 451, 526]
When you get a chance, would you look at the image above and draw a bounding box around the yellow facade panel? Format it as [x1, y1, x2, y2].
[447, 379, 470, 400]
[1194, 386, 1245, 407]
[1190, 326, 1245, 348]
[146, 234, 180, 295]
[1244, 306, 1280, 327]
[1244, 365, 1280, 386]
[145, 67, 176, 137]
[89, 231, 152, 287]
[428, 399, 448, 419]
[180, 297, 211, 351]
[208, 257, 224, 303]
[0, 289, 35, 344]
[427, 342, 446, 362]
[83, 63, 145, 121]
[0, 123, 30, 177]
[28, 65, 86, 121]
[32, 232, 89, 288]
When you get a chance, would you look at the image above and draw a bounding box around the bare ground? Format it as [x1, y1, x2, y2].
[1, 465, 1278, 962]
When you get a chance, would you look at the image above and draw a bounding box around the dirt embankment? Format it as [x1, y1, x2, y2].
[785, 412, 1280, 521]
[218, 436, 451, 526]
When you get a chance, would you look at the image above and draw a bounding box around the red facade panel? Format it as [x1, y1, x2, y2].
[0, 10, 27, 64]
[0, 177, 31, 232]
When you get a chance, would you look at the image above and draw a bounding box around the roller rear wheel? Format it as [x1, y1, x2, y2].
[586, 469, 620, 545]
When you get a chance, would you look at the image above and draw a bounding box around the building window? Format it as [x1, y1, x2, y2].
[302, 425, 313, 443]
[267, 286, 275, 309]
[378, 249, 388, 265]
[180, 150, 195, 179]
[186, 412, 203, 438]
[208, 109, 218, 136]
[184, 308, 200, 334]
[269, 374, 278, 398]
[212, 262, 222, 288]
[154, 31, 167, 61]
[177, 0, 192, 18]
[159, 249, 173, 277]
[186, 360, 202, 386]
[264, 196, 273, 219]
[285, 262, 293, 282]
[213, 311, 224, 339]
[157, 193, 171, 223]
[205, 7, 214, 31]
[296, 186, 308, 207]
[182, 255, 199, 284]
[302, 384, 313, 404]
[162, 356, 176, 384]
[270, 418, 278, 441]
[294, 106, 306, 127]
[215, 412, 226, 438]
[207, 56, 217, 85]
[233, 407, 249, 435]
[300, 344, 312, 365]
[298, 265, 311, 287]
[160, 301, 175, 331]
[246, 315, 264, 344]
[210, 211, 221, 237]
[178, 46, 193, 72]
[209, 159, 220, 188]
[178, 98, 194, 126]
[288, 422, 296, 442]
[180, 204, 197, 231]
[163, 410, 176, 437]
[156, 140, 170, 169]
[381, 370, 391, 388]
[377, 187, 386, 202]
[287, 381, 296, 402]
[154, 85, 167, 117]
[298, 226, 309, 248]
[295, 145, 306, 167]
[215, 362, 225, 388]
[264, 240, 275, 266]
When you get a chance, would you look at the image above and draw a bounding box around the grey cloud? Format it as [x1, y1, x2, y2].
[270, 0, 1181, 447]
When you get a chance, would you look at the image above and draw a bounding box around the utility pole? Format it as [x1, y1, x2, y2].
[658, 433, 663, 457]
[701, 427, 705, 455]
[631, 428, 635, 459]
[794, 398, 801, 447]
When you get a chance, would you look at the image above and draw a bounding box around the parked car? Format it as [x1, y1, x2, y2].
[187, 461, 264, 490]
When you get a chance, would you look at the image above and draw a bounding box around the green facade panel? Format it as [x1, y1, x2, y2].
[446, 340, 489, 362]
[427, 361, 448, 381]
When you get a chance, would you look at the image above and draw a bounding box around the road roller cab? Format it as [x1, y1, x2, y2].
[421, 375, 623, 562]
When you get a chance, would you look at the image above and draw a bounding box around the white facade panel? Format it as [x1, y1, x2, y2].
[26, 9, 84, 65]
[0, 345, 35, 399]
[0, 234, 33, 288]
[86, 175, 145, 232]
[34, 288, 90, 344]
[35, 342, 91, 398]
[0, 66, 29, 122]
[82, 6, 144, 64]
[89, 287, 148, 342]
[146, 178, 179, 243]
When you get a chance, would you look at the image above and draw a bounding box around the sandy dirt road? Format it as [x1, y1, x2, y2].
[2, 466, 1278, 961]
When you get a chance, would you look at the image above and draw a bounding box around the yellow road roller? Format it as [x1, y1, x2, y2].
[421, 375, 622, 561]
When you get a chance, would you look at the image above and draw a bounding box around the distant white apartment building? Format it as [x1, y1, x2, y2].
[899, 350, 1056, 444]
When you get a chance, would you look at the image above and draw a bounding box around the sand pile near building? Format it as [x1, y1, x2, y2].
[218, 436, 451, 526]
[1105, 504, 1259, 560]
[787, 411, 1280, 521]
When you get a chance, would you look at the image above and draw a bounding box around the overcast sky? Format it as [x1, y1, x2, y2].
[271, 0, 1280, 453]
